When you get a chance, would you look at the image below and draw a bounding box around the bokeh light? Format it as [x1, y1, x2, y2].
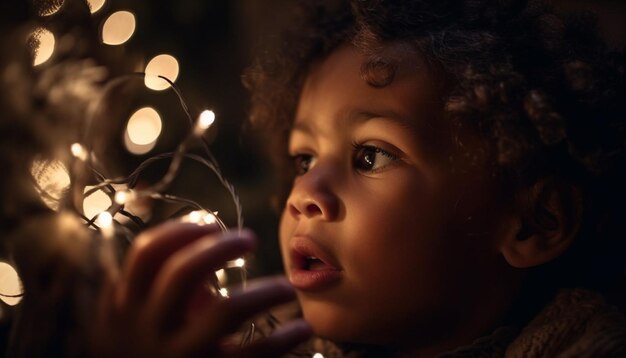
[36, 0, 65, 16]
[101, 10, 136, 45]
[87, 0, 106, 14]
[30, 159, 70, 210]
[144, 54, 180, 91]
[31, 28, 55, 66]
[0, 262, 23, 306]
[124, 107, 162, 155]
[83, 186, 112, 220]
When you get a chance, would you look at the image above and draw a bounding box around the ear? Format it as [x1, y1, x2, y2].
[500, 177, 583, 268]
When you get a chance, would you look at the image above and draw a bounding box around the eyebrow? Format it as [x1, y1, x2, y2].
[292, 108, 417, 135]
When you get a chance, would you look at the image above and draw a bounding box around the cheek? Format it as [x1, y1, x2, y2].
[343, 176, 449, 289]
[278, 209, 293, 264]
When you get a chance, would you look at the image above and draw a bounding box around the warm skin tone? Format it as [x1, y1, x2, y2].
[279, 44, 528, 355]
[92, 222, 312, 357]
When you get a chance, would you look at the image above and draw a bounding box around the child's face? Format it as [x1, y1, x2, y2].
[279, 45, 519, 348]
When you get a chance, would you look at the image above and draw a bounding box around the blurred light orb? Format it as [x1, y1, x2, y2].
[124, 132, 156, 155]
[313, 353, 325, 358]
[144, 54, 179, 91]
[32, 28, 55, 66]
[127, 107, 162, 145]
[102, 11, 135, 45]
[0, 262, 23, 306]
[70, 142, 88, 161]
[30, 159, 70, 210]
[83, 186, 112, 219]
[87, 0, 106, 14]
[114, 190, 133, 205]
[36, 0, 65, 16]
[124, 107, 162, 156]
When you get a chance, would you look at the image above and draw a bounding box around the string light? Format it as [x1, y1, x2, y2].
[195, 109, 215, 135]
[312, 353, 325, 358]
[144, 54, 180, 91]
[233, 258, 245, 268]
[203, 211, 217, 225]
[96, 211, 113, 227]
[70, 143, 88, 161]
[30, 70, 247, 343]
[32, 28, 55, 66]
[187, 210, 202, 224]
[101, 11, 136, 45]
[113, 190, 133, 205]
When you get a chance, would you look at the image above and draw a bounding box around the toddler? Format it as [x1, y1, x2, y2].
[95, 0, 626, 357]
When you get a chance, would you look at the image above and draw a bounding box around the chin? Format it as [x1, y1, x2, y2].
[298, 297, 381, 344]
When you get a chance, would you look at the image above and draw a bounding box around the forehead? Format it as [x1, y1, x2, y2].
[294, 44, 451, 158]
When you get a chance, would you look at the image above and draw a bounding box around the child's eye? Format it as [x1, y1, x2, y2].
[291, 154, 316, 175]
[352, 144, 399, 173]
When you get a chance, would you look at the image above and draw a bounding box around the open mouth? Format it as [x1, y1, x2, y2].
[303, 256, 332, 271]
[289, 239, 342, 290]
[291, 239, 341, 273]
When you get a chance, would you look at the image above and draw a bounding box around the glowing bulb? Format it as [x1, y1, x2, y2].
[32, 28, 55, 66]
[70, 143, 88, 161]
[198, 110, 215, 129]
[234, 258, 245, 268]
[219, 288, 229, 297]
[312, 353, 325, 358]
[203, 212, 217, 225]
[83, 186, 112, 219]
[144, 54, 180, 91]
[30, 159, 70, 210]
[96, 211, 113, 228]
[37, 0, 65, 16]
[0, 262, 23, 306]
[114, 190, 133, 205]
[124, 107, 162, 155]
[87, 0, 106, 13]
[215, 269, 227, 285]
[187, 210, 202, 223]
[101, 11, 136, 45]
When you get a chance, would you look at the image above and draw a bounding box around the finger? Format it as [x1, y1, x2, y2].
[229, 320, 312, 358]
[145, 229, 257, 329]
[117, 221, 220, 308]
[178, 277, 297, 355]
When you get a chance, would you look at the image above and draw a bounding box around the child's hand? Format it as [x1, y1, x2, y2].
[91, 221, 311, 357]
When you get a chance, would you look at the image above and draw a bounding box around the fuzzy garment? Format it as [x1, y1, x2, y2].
[259, 288, 626, 357]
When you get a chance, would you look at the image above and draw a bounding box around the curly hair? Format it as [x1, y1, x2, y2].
[243, 0, 626, 290]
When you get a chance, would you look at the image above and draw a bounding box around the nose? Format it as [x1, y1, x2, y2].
[286, 164, 339, 221]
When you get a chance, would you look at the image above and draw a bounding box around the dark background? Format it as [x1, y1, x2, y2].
[0, 0, 624, 356]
